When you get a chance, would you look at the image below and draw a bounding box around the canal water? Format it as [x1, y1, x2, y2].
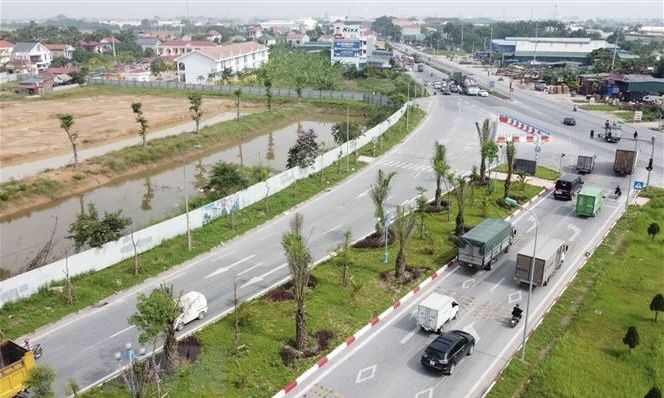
[0, 120, 339, 276]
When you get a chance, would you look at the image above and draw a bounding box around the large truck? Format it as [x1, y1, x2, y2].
[417, 63, 424, 72]
[458, 218, 516, 271]
[614, 143, 636, 175]
[576, 152, 596, 174]
[576, 186, 605, 217]
[1, 340, 35, 398]
[416, 293, 459, 334]
[514, 238, 568, 287]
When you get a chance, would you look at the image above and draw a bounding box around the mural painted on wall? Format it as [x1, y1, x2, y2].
[202, 194, 241, 225]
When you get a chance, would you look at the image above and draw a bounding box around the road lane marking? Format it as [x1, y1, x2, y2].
[240, 263, 288, 289]
[237, 262, 263, 277]
[356, 365, 377, 383]
[323, 225, 340, 235]
[399, 325, 421, 344]
[205, 254, 256, 279]
[490, 278, 505, 292]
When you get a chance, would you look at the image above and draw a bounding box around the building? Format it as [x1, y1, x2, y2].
[44, 44, 75, 60]
[578, 73, 664, 100]
[10, 42, 51, 71]
[286, 33, 310, 47]
[174, 41, 269, 83]
[78, 39, 102, 53]
[330, 21, 376, 68]
[0, 40, 15, 66]
[257, 34, 277, 46]
[100, 37, 122, 54]
[492, 37, 619, 65]
[207, 30, 222, 42]
[135, 38, 161, 53]
[157, 40, 218, 56]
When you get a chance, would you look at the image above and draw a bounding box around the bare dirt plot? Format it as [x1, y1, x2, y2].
[0, 95, 261, 166]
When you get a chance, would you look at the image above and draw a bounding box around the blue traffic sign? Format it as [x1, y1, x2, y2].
[634, 181, 644, 190]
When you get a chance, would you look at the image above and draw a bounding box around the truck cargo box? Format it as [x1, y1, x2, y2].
[515, 238, 568, 287]
[576, 152, 596, 174]
[614, 142, 636, 175]
[458, 218, 515, 270]
[416, 293, 459, 333]
[576, 186, 605, 217]
[1, 340, 35, 398]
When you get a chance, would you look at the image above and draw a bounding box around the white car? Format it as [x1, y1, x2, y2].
[478, 89, 489, 97]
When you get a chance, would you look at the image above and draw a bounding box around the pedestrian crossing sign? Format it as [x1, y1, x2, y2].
[634, 181, 644, 190]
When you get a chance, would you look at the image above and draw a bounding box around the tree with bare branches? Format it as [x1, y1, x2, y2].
[58, 114, 79, 168]
[393, 205, 417, 280]
[370, 169, 397, 240]
[131, 102, 150, 147]
[281, 212, 313, 351]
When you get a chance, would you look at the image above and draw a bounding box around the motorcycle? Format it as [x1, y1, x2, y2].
[24, 341, 43, 359]
[510, 315, 521, 328]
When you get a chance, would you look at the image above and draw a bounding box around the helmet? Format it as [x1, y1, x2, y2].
[515, 304, 520, 308]
[24, 338, 29, 344]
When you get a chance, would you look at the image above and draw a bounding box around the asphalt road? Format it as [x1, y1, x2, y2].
[19, 66, 662, 397]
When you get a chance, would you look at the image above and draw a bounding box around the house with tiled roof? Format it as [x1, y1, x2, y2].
[100, 36, 121, 54]
[286, 33, 310, 47]
[157, 40, 218, 56]
[11, 42, 51, 71]
[248, 25, 263, 40]
[136, 38, 161, 53]
[44, 43, 75, 59]
[0, 40, 15, 66]
[174, 41, 269, 83]
[207, 30, 222, 42]
[257, 34, 276, 46]
[79, 39, 102, 53]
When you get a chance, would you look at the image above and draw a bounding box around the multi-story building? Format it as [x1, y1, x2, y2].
[157, 40, 218, 56]
[44, 44, 75, 60]
[174, 41, 269, 83]
[10, 42, 52, 71]
[330, 21, 376, 68]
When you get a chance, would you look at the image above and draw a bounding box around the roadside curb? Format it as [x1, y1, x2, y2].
[272, 259, 455, 398]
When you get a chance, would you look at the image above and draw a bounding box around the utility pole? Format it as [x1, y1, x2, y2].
[646, 136, 655, 188]
[346, 105, 350, 173]
[610, 32, 619, 73]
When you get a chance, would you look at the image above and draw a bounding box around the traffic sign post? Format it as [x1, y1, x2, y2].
[634, 181, 644, 191]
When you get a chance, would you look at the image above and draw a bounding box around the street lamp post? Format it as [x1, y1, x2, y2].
[559, 153, 565, 173]
[115, 343, 146, 398]
[505, 197, 538, 361]
[383, 213, 391, 264]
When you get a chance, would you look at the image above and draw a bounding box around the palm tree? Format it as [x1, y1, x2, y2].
[503, 142, 516, 199]
[449, 174, 468, 236]
[281, 212, 312, 351]
[475, 119, 492, 184]
[393, 205, 417, 281]
[431, 141, 450, 210]
[370, 169, 397, 240]
[58, 114, 78, 168]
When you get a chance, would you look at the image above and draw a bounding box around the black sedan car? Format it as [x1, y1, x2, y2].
[563, 117, 576, 126]
[421, 330, 475, 375]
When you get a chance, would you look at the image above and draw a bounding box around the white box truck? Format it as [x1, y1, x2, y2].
[174, 291, 208, 331]
[514, 238, 568, 287]
[416, 293, 459, 333]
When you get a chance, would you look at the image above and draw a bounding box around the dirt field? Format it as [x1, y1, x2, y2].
[0, 95, 260, 166]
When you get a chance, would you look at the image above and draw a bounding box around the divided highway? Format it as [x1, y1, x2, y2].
[15, 69, 662, 397]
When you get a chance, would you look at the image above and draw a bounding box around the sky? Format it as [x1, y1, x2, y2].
[1, 0, 663, 22]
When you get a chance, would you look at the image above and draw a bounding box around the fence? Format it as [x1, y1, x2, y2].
[0, 104, 407, 307]
[88, 78, 389, 107]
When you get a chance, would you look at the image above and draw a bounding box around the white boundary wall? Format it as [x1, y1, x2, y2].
[0, 105, 407, 306]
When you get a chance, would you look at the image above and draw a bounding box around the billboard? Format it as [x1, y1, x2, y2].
[333, 40, 361, 58]
[334, 24, 361, 39]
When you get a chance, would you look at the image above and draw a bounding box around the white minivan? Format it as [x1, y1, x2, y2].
[174, 291, 208, 331]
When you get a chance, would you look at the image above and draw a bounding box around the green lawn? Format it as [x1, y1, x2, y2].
[488, 188, 664, 397]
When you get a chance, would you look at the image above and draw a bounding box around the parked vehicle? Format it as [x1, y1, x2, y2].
[614, 143, 636, 175]
[576, 153, 596, 174]
[417, 293, 460, 333]
[576, 186, 605, 217]
[458, 218, 516, 271]
[174, 291, 208, 331]
[1, 340, 36, 398]
[534, 80, 547, 91]
[553, 174, 583, 200]
[478, 89, 489, 97]
[420, 330, 475, 375]
[514, 237, 568, 287]
[563, 117, 576, 126]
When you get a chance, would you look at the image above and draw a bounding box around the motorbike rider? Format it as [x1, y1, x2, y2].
[573, 105, 577, 111]
[512, 304, 523, 319]
[23, 338, 33, 350]
[615, 185, 622, 197]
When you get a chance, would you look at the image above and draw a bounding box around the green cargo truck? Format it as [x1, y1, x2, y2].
[458, 218, 516, 271]
[576, 186, 605, 217]
[1, 340, 35, 398]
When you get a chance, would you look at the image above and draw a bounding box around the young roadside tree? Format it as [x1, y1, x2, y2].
[393, 205, 417, 281]
[503, 142, 517, 199]
[623, 325, 640, 353]
[415, 186, 428, 237]
[26, 365, 56, 398]
[370, 169, 397, 241]
[483, 140, 499, 194]
[449, 174, 468, 236]
[233, 88, 242, 121]
[58, 114, 79, 169]
[431, 141, 450, 210]
[131, 102, 150, 147]
[648, 222, 660, 241]
[204, 161, 249, 198]
[650, 293, 664, 322]
[645, 386, 662, 398]
[67, 203, 132, 252]
[281, 212, 313, 351]
[286, 129, 320, 194]
[128, 284, 180, 367]
[331, 121, 361, 145]
[475, 119, 492, 184]
[337, 229, 353, 288]
[264, 78, 273, 111]
[188, 93, 203, 134]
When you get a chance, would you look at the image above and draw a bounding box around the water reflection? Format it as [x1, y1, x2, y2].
[0, 120, 339, 275]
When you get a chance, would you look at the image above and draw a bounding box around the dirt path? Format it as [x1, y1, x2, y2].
[0, 95, 262, 166]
